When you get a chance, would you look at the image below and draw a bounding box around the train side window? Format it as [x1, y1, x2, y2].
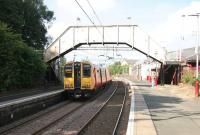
[64, 65, 72, 78]
[101, 69, 105, 78]
[83, 64, 91, 77]
[105, 69, 107, 80]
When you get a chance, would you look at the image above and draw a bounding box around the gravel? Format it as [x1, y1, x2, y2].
[79, 82, 127, 135]
[116, 85, 132, 135]
[41, 82, 117, 135]
[2, 81, 130, 135]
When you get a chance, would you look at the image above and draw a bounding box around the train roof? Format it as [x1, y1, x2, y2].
[64, 61, 109, 69]
[65, 61, 91, 65]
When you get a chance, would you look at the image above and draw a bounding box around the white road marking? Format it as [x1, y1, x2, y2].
[126, 91, 135, 135]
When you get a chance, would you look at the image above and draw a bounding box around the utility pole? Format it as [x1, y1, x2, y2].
[188, 14, 199, 79]
[188, 13, 200, 96]
[148, 36, 150, 80]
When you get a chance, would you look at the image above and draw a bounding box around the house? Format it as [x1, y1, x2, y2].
[120, 59, 138, 76]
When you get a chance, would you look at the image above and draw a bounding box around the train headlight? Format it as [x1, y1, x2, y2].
[65, 84, 69, 88]
[65, 81, 73, 88]
[82, 83, 90, 88]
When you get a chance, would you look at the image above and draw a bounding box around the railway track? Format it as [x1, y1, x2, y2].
[1, 82, 114, 135]
[40, 81, 126, 135]
[40, 81, 119, 135]
[0, 100, 72, 134]
[78, 81, 127, 135]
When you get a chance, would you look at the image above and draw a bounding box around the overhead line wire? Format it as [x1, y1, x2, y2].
[137, 26, 163, 49]
[74, 0, 96, 26]
[75, 0, 106, 40]
[75, 0, 112, 60]
[86, 0, 103, 26]
[74, 0, 108, 63]
[85, 0, 114, 59]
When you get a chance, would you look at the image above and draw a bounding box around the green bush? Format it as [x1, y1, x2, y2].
[0, 22, 46, 91]
[181, 71, 193, 84]
[108, 62, 129, 75]
[181, 71, 200, 86]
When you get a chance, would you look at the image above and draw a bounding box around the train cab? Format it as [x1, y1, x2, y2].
[64, 61, 111, 98]
[64, 62, 74, 90]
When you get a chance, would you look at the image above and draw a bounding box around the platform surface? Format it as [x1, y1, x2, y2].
[126, 79, 157, 135]
[0, 89, 64, 108]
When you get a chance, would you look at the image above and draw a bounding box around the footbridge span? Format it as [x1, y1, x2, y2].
[44, 25, 165, 84]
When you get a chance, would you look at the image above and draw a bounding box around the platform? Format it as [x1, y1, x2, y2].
[0, 89, 65, 126]
[0, 89, 64, 108]
[121, 78, 157, 135]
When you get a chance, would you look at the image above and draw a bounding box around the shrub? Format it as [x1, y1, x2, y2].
[0, 22, 46, 91]
[181, 70, 200, 86]
[181, 71, 193, 84]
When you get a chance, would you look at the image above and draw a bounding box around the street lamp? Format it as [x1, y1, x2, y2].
[188, 13, 200, 96]
[98, 54, 105, 57]
[188, 14, 200, 79]
[181, 15, 186, 41]
[127, 17, 132, 25]
[116, 53, 122, 57]
[72, 17, 81, 62]
[107, 56, 114, 60]
[154, 50, 158, 76]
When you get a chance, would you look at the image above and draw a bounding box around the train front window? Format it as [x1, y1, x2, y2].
[64, 64, 72, 78]
[83, 64, 91, 77]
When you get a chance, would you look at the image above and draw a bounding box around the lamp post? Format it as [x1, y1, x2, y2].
[188, 13, 200, 96]
[188, 14, 199, 79]
[127, 17, 132, 25]
[181, 15, 186, 41]
[73, 17, 81, 62]
[180, 15, 185, 62]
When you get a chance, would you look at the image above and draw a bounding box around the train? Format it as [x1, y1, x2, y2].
[64, 61, 112, 98]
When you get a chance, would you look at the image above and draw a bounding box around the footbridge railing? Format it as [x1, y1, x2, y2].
[44, 25, 166, 63]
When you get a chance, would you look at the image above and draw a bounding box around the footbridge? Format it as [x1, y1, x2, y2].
[44, 25, 165, 84]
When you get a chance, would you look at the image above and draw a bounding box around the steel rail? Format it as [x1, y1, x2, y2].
[1, 82, 115, 135]
[112, 83, 127, 135]
[0, 100, 72, 134]
[32, 101, 83, 135]
[1, 85, 108, 134]
[32, 82, 115, 135]
[76, 81, 120, 135]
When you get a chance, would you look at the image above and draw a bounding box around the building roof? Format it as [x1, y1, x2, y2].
[121, 59, 137, 65]
[166, 47, 200, 62]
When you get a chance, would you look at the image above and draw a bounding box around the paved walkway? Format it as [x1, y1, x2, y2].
[135, 82, 200, 135]
[133, 81, 200, 135]
[122, 78, 157, 135]
[120, 76, 200, 135]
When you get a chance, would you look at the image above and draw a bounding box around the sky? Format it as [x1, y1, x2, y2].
[44, 0, 200, 64]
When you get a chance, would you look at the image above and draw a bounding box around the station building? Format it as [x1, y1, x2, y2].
[128, 47, 200, 85]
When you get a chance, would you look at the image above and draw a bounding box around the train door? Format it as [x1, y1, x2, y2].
[74, 62, 81, 89]
[105, 69, 107, 82]
[93, 68, 97, 87]
[100, 68, 102, 85]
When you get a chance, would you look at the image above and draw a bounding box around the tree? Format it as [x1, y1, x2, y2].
[0, 0, 54, 49]
[109, 62, 123, 75]
[0, 22, 46, 91]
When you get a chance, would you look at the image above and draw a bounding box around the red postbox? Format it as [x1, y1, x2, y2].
[195, 79, 199, 97]
[147, 76, 150, 81]
[147, 76, 151, 83]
